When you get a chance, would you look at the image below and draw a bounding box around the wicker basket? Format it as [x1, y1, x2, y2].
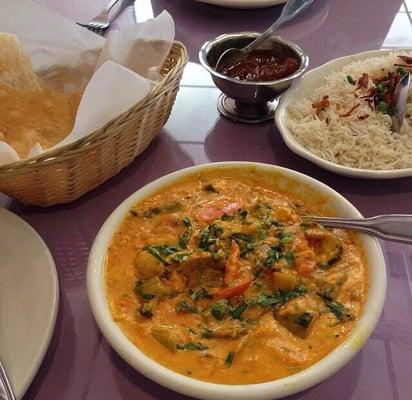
[0, 41, 188, 207]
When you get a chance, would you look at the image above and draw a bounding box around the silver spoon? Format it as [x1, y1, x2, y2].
[0, 359, 15, 400]
[304, 214, 412, 245]
[215, 0, 314, 73]
[391, 72, 410, 133]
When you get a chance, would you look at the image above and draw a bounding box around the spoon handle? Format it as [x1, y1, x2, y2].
[307, 214, 412, 244]
[243, 0, 314, 53]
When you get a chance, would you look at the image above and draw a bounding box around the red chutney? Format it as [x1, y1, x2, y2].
[221, 50, 299, 82]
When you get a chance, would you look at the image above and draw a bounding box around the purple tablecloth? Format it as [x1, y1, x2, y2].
[1, 0, 412, 399]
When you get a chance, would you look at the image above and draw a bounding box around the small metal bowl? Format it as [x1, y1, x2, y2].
[199, 32, 309, 123]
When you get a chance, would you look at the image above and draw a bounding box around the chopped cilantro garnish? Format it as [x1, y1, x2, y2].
[225, 351, 235, 367]
[202, 327, 213, 338]
[346, 75, 356, 85]
[190, 288, 212, 300]
[145, 245, 172, 265]
[171, 253, 191, 263]
[176, 300, 198, 314]
[271, 219, 283, 227]
[231, 233, 254, 242]
[199, 228, 211, 251]
[176, 342, 208, 351]
[199, 227, 216, 251]
[376, 82, 386, 94]
[231, 233, 256, 258]
[134, 281, 155, 300]
[264, 247, 280, 268]
[284, 251, 295, 265]
[326, 301, 345, 321]
[211, 224, 223, 236]
[258, 227, 267, 240]
[178, 231, 190, 249]
[209, 301, 248, 321]
[231, 303, 247, 319]
[239, 209, 248, 223]
[254, 286, 307, 308]
[145, 237, 190, 265]
[377, 102, 388, 113]
[144, 245, 181, 265]
[279, 232, 293, 247]
[183, 216, 192, 227]
[211, 300, 230, 320]
[397, 66, 406, 75]
[220, 213, 234, 221]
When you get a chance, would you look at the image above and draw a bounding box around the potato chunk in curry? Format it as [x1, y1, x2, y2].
[105, 171, 368, 384]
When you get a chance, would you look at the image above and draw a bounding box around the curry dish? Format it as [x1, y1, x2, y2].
[105, 170, 368, 384]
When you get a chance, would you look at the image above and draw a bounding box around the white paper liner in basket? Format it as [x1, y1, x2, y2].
[0, 0, 175, 166]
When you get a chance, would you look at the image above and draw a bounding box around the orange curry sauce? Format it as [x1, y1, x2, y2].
[105, 170, 368, 384]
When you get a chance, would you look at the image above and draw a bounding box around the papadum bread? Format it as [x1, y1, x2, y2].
[0, 33, 41, 90]
[0, 33, 80, 160]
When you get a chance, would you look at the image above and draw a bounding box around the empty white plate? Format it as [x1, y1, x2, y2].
[0, 208, 59, 399]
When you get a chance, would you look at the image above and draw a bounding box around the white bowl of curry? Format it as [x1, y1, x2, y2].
[87, 162, 386, 399]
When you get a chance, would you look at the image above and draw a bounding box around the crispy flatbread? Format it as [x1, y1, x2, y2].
[0, 32, 80, 159]
[0, 32, 41, 90]
[0, 86, 81, 158]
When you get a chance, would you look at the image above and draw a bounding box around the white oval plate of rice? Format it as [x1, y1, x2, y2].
[275, 49, 412, 179]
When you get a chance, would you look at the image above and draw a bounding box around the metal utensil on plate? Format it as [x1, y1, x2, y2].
[303, 214, 412, 244]
[215, 0, 313, 73]
[78, 0, 134, 35]
[0, 359, 15, 400]
[391, 72, 410, 133]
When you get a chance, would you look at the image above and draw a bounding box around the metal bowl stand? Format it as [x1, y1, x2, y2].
[217, 94, 280, 124]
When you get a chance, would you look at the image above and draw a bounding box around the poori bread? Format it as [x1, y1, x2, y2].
[0, 32, 80, 159]
[0, 33, 41, 90]
[0, 86, 81, 158]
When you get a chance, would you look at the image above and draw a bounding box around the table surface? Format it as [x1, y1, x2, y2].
[1, 0, 412, 399]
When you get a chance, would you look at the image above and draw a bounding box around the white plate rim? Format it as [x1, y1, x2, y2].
[87, 161, 387, 400]
[0, 208, 59, 399]
[275, 48, 412, 179]
[194, 0, 286, 9]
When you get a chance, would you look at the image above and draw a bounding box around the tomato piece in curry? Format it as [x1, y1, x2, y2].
[105, 172, 368, 384]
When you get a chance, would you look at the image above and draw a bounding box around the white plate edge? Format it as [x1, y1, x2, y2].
[0, 208, 59, 400]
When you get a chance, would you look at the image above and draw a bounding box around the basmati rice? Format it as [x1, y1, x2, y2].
[286, 52, 412, 170]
